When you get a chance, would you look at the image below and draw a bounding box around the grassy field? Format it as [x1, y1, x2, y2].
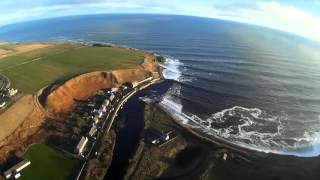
[0, 44, 16, 51]
[21, 144, 80, 180]
[0, 44, 144, 93]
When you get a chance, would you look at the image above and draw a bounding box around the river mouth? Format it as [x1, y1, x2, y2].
[104, 81, 173, 180]
[2, 14, 320, 158]
[104, 80, 320, 180]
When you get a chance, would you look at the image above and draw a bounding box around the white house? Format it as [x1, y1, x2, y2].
[98, 111, 103, 118]
[101, 105, 107, 113]
[8, 88, 18, 97]
[111, 87, 118, 92]
[93, 116, 99, 124]
[103, 100, 110, 106]
[109, 93, 115, 102]
[4, 159, 31, 179]
[89, 125, 97, 137]
[76, 136, 88, 155]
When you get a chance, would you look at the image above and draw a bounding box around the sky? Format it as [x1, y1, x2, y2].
[0, 0, 320, 42]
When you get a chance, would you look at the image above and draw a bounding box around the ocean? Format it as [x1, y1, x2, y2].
[1, 14, 320, 157]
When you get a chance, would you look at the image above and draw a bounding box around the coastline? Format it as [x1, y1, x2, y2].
[1, 41, 319, 179]
[157, 55, 319, 158]
[156, 103, 251, 155]
[1, 13, 320, 179]
[151, 100, 320, 180]
[0, 43, 162, 167]
[156, 100, 320, 159]
[79, 56, 163, 180]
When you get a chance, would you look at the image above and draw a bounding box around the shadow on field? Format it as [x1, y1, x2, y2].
[38, 72, 86, 106]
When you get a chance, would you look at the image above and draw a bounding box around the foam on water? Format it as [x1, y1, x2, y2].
[159, 55, 320, 157]
[2, 14, 320, 157]
[160, 57, 184, 81]
[159, 81, 320, 157]
[160, 96, 320, 156]
[283, 131, 320, 157]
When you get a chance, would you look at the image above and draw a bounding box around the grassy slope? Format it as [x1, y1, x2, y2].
[0, 44, 16, 51]
[21, 144, 79, 180]
[0, 44, 144, 93]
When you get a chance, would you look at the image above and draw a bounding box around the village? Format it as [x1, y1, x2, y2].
[1, 75, 175, 180]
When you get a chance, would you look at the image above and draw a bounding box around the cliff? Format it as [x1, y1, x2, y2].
[44, 54, 159, 114]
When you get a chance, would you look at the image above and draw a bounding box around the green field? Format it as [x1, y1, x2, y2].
[0, 44, 16, 50]
[21, 144, 80, 180]
[0, 44, 144, 93]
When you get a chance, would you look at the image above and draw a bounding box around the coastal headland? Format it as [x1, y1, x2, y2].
[0, 43, 161, 179]
[0, 42, 319, 180]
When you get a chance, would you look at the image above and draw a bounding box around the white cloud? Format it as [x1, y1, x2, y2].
[0, 1, 320, 42]
[201, 1, 320, 42]
[242, 2, 320, 42]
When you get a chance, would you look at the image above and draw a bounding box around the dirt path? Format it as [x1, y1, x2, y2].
[0, 49, 12, 58]
[0, 44, 52, 59]
[0, 95, 34, 141]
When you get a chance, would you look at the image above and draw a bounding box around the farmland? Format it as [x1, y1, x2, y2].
[0, 44, 144, 93]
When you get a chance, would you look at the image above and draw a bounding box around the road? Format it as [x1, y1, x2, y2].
[76, 79, 160, 180]
[75, 89, 137, 180]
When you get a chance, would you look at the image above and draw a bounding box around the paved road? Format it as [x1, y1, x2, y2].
[76, 80, 159, 180]
[75, 89, 137, 180]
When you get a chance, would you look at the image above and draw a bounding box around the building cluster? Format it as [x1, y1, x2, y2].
[0, 88, 18, 109]
[74, 83, 133, 157]
[145, 128, 175, 146]
[1, 77, 156, 179]
[3, 159, 31, 179]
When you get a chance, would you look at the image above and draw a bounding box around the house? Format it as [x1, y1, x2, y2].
[8, 88, 18, 97]
[149, 128, 171, 141]
[75, 136, 88, 156]
[103, 100, 110, 106]
[161, 131, 172, 141]
[120, 85, 128, 90]
[93, 116, 99, 124]
[101, 105, 107, 113]
[89, 125, 97, 137]
[3, 159, 31, 179]
[98, 110, 103, 118]
[87, 104, 95, 108]
[152, 139, 160, 145]
[109, 93, 115, 102]
[111, 87, 118, 92]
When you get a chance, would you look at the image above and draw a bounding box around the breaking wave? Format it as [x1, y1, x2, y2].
[160, 57, 194, 82]
[160, 57, 183, 81]
[159, 92, 320, 157]
[158, 55, 320, 157]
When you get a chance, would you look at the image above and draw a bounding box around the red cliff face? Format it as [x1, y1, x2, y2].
[44, 55, 158, 114]
[45, 69, 151, 114]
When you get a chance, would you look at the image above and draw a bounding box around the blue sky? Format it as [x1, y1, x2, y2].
[1, 0, 320, 42]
